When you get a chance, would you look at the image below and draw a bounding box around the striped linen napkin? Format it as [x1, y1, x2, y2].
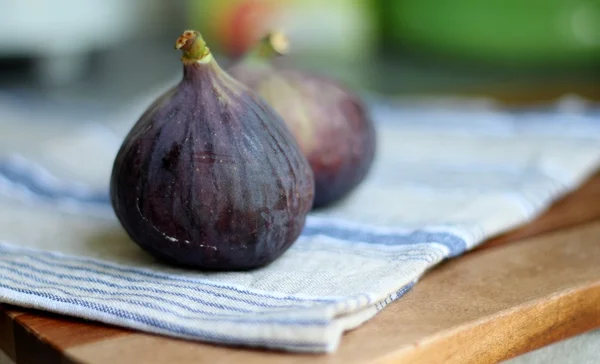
[0, 94, 599, 352]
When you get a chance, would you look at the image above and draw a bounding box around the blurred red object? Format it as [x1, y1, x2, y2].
[187, 0, 376, 61]
[190, 0, 279, 57]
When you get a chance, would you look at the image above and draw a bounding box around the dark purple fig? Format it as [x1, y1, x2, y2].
[110, 30, 314, 271]
[228, 32, 376, 209]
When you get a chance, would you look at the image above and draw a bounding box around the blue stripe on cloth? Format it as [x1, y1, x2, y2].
[374, 281, 416, 311]
[395, 281, 415, 298]
[0, 254, 333, 311]
[302, 224, 466, 257]
[0, 156, 466, 253]
[0, 158, 110, 204]
[0, 267, 330, 325]
[0, 259, 249, 314]
[0, 252, 318, 312]
[24, 243, 436, 283]
[0, 243, 341, 304]
[292, 242, 441, 262]
[0, 281, 329, 351]
[0, 156, 466, 256]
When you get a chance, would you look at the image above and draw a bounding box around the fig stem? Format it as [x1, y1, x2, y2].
[245, 31, 289, 62]
[175, 30, 212, 64]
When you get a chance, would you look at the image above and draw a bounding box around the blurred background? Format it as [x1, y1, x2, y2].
[0, 0, 599, 111]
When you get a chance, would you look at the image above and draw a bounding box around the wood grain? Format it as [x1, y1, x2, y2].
[62, 221, 600, 364]
[0, 308, 24, 361]
[14, 313, 130, 349]
[2, 173, 600, 364]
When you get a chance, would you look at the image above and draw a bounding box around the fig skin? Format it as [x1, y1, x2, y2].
[228, 33, 376, 208]
[110, 30, 314, 271]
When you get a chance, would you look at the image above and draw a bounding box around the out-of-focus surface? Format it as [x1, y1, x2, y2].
[0, 0, 598, 108]
[504, 329, 600, 364]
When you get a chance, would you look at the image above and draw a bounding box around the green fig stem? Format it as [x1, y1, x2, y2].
[244, 31, 289, 63]
[175, 30, 212, 64]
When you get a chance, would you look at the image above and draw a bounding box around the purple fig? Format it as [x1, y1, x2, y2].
[110, 30, 314, 271]
[228, 32, 376, 208]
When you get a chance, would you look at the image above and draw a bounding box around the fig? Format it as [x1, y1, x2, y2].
[228, 32, 376, 208]
[110, 30, 314, 271]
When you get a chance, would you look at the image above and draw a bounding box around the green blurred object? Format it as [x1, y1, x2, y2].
[185, 0, 378, 89]
[379, 0, 600, 65]
[185, 0, 377, 60]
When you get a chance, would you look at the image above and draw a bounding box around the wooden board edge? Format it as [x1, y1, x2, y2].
[375, 282, 600, 364]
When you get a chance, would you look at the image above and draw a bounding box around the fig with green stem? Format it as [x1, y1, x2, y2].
[110, 30, 314, 271]
[229, 32, 377, 208]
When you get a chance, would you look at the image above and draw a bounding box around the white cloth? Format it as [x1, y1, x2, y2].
[0, 93, 598, 352]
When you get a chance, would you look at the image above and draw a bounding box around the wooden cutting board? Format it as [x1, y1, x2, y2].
[2, 172, 600, 364]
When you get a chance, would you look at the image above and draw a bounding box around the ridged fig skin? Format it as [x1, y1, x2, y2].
[228, 65, 376, 208]
[110, 61, 314, 271]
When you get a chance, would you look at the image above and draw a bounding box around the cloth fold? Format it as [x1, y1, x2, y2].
[0, 94, 599, 352]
